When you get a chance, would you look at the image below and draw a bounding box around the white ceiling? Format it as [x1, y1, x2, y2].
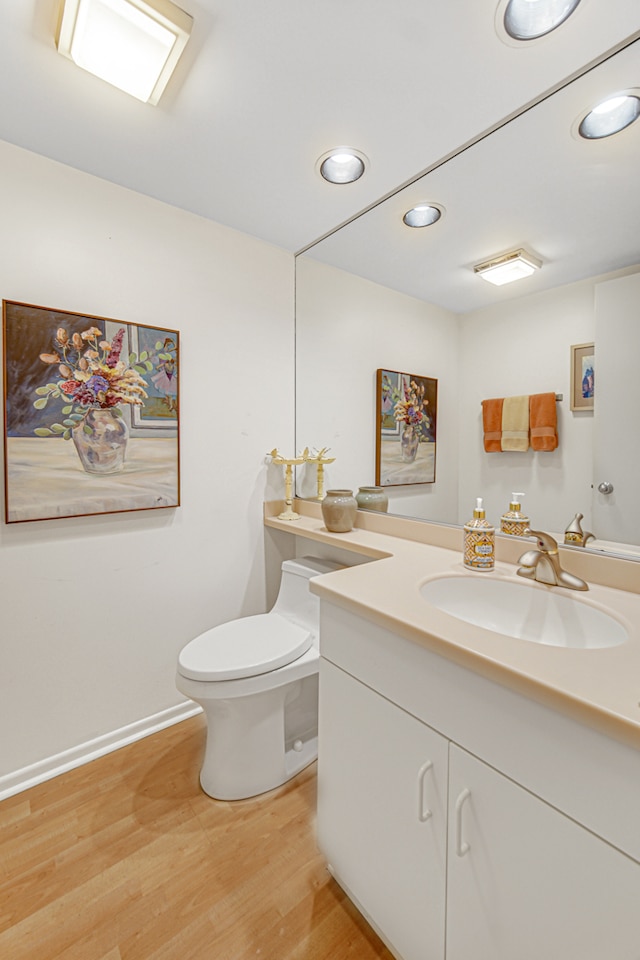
[1, 1, 639, 260]
[303, 36, 640, 312]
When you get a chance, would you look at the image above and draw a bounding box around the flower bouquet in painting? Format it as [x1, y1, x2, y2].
[34, 324, 149, 475]
[384, 373, 432, 463]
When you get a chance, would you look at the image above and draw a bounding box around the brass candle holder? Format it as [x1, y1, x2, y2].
[304, 447, 336, 501]
[268, 448, 306, 520]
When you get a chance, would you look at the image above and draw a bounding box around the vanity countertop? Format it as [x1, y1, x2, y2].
[265, 501, 640, 750]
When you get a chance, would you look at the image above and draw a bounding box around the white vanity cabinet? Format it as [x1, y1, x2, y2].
[317, 601, 640, 960]
[318, 658, 448, 960]
[446, 744, 640, 960]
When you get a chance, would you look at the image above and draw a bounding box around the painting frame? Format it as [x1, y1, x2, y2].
[570, 342, 595, 411]
[375, 368, 438, 487]
[3, 299, 180, 523]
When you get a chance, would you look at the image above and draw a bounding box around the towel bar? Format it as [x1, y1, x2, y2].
[481, 393, 562, 407]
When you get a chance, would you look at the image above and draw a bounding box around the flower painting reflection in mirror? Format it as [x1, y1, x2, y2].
[376, 368, 437, 486]
[2, 301, 180, 522]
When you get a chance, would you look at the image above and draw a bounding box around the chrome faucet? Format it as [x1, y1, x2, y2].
[517, 529, 589, 591]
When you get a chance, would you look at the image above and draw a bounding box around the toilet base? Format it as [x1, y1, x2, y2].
[198, 674, 319, 801]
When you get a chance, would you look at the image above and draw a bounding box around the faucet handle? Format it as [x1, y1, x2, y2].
[524, 528, 559, 553]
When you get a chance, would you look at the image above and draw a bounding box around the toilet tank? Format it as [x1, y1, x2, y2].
[272, 556, 344, 634]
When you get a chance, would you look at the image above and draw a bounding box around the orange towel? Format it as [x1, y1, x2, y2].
[481, 397, 503, 452]
[530, 392, 558, 451]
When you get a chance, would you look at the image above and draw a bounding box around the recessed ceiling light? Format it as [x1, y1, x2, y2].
[56, 0, 193, 105]
[474, 249, 542, 286]
[402, 204, 443, 228]
[502, 0, 581, 41]
[317, 148, 367, 184]
[578, 93, 640, 140]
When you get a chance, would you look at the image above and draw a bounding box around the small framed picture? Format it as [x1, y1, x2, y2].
[570, 342, 594, 412]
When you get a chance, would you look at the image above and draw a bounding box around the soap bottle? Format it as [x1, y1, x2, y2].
[464, 498, 495, 571]
[500, 492, 530, 537]
[564, 512, 595, 547]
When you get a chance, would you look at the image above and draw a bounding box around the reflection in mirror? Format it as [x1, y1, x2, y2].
[295, 40, 640, 559]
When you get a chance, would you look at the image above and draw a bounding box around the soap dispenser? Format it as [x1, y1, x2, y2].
[500, 492, 530, 537]
[464, 498, 495, 571]
[564, 512, 595, 547]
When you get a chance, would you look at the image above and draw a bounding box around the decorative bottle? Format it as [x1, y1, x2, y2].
[500, 492, 529, 537]
[464, 498, 495, 572]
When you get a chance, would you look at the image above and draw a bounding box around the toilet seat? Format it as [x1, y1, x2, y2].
[177, 613, 312, 682]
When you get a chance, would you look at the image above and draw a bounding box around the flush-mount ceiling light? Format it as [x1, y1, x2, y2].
[317, 148, 367, 184]
[56, 0, 193, 105]
[578, 93, 640, 140]
[502, 0, 581, 41]
[474, 249, 542, 286]
[402, 204, 443, 228]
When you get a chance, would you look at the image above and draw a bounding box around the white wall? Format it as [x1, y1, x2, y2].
[295, 257, 460, 522]
[457, 266, 639, 536]
[457, 278, 594, 533]
[0, 140, 294, 786]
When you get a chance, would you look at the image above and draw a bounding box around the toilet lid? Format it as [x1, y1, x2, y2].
[177, 614, 312, 681]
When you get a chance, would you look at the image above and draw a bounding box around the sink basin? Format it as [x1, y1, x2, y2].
[420, 575, 627, 649]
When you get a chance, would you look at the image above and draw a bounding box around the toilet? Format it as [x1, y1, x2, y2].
[176, 556, 343, 800]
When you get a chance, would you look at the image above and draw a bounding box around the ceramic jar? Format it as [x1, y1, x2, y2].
[321, 489, 357, 533]
[355, 486, 389, 513]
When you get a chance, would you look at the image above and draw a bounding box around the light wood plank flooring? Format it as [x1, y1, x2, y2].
[0, 714, 394, 960]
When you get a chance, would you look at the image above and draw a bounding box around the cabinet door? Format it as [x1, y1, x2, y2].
[447, 745, 640, 960]
[317, 659, 448, 960]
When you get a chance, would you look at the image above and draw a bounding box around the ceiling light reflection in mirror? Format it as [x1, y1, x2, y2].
[403, 204, 444, 228]
[578, 91, 640, 138]
[474, 249, 542, 286]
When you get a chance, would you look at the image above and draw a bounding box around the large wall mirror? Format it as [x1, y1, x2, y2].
[295, 38, 640, 559]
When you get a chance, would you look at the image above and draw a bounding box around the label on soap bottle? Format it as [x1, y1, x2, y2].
[464, 529, 495, 570]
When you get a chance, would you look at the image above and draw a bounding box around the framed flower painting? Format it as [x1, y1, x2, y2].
[375, 368, 437, 486]
[2, 300, 180, 523]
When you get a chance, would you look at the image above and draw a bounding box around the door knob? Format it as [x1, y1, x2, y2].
[597, 482, 614, 495]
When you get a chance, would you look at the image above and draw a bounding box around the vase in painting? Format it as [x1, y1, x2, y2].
[400, 423, 419, 463]
[72, 408, 128, 475]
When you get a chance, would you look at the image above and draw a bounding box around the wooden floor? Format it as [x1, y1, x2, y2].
[0, 715, 394, 960]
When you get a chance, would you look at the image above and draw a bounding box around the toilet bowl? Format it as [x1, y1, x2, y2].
[176, 556, 342, 800]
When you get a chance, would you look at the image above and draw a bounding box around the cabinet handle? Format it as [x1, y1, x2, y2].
[417, 760, 433, 822]
[454, 788, 471, 857]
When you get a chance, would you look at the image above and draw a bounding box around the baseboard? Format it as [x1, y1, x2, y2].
[0, 700, 203, 802]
